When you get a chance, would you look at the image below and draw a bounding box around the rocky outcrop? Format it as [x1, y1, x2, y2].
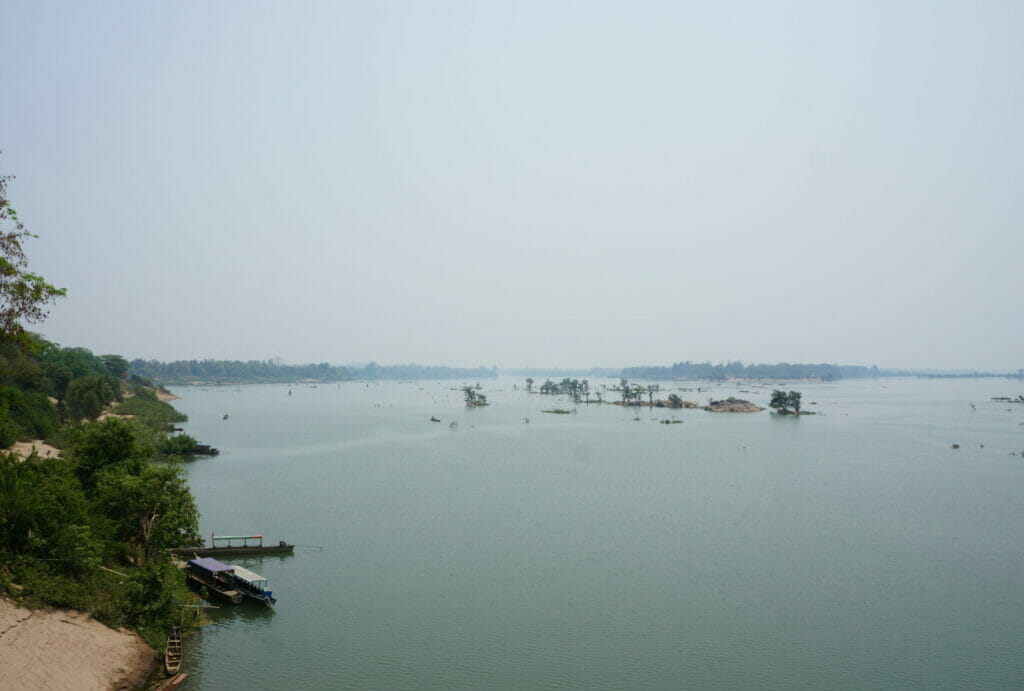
[703, 397, 764, 413]
[655, 399, 700, 409]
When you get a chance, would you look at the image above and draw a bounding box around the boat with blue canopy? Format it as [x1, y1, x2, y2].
[185, 557, 242, 604]
[185, 557, 278, 606]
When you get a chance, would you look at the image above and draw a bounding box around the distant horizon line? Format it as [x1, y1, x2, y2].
[126, 356, 1023, 377]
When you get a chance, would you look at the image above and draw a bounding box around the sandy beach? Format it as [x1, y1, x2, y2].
[156, 389, 180, 401]
[7, 440, 61, 460]
[0, 599, 155, 690]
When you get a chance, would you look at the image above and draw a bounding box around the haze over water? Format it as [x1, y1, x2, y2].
[174, 377, 1024, 689]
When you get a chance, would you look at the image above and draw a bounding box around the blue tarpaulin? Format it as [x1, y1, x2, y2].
[188, 557, 233, 574]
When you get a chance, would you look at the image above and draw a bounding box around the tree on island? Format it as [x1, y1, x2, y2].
[769, 390, 802, 415]
[525, 377, 534, 392]
[463, 386, 488, 407]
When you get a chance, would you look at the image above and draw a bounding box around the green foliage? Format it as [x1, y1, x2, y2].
[0, 385, 59, 439]
[115, 386, 187, 426]
[463, 386, 488, 407]
[93, 461, 200, 563]
[1, 413, 202, 643]
[65, 375, 120, 420]
[100, 354, 130, 378]
[160, 433, 198, 455]
[0, 452, 89, 557]
[70, 417, 146, 485]
[769, 390, 803, 415]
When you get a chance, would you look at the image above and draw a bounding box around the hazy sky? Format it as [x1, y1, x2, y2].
[2, 1, 1022, 370]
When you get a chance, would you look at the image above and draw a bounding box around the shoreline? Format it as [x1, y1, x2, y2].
[0, 598, 156, 690]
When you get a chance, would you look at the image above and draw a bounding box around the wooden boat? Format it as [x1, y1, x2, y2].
[186, 558, 243, 604]
[227, 563, 277, 606]
[171, 533, 294, 558]
[164, 626, 182, 676]
[185, 557, 278, 606]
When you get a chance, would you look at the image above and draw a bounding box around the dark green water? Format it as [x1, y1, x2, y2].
[172, 378, 1024, 689]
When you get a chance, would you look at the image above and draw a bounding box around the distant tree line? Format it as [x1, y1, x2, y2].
[129, 359, 499, 384]
[505, 367, 620, 378]
[129, 359, 350, 384]
[623, 361, 853, 381]
[621, 361, 1024, 380]
[352, 362, 497, 381]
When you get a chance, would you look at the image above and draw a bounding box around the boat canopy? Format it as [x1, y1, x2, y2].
[212, 534, 265, 547]
[229, 564, 268, 589]
[188, 557, 233, 574]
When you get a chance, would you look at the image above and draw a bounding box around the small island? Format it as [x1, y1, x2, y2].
[703, 397, 765, 413]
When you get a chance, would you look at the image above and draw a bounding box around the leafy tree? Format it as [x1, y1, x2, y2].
[463, 386, 488, 407]
[0, 167, 66, 346]
[100, 354, 130, 379]
[93, 461, 200, 564]
[71, 417, 145, 486]
[160, 433, 198, 455]
[0, 451, 89, 557]
[0, 385, 58, 440]
[769, 390, 803, 415]
[65, 374, 120, 420]
[788, 390, 802, 415]
[525, 377, 534, 392]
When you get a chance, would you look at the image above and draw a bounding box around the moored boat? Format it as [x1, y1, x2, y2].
[184, 557, 278, 606]
[227, 564, 277, 606]
[171, 533, 294, 557]
[164, 626, 182, 676]
[185, 557, 243, 604]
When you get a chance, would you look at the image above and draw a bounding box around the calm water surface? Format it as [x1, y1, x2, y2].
[171, 378, 1024, 689]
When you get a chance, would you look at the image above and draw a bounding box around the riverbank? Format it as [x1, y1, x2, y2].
[0, 598, 155, 690]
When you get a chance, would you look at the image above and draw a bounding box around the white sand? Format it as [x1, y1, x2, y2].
[7, 440, 61, 460]
[0, 599, 155, 690]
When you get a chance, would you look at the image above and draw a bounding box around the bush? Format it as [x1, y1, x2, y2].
[0, 386, 59, 440]
[65, 375, 120, 420]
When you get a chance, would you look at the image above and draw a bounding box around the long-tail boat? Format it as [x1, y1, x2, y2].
[170, 533, 294, 557]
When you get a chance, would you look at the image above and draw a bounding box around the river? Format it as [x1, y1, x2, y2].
[171, 377, 1024, 689]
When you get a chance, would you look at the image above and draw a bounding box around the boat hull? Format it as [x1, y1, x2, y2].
[164, 626, 182, 676]
[171, 544, 295, 557]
